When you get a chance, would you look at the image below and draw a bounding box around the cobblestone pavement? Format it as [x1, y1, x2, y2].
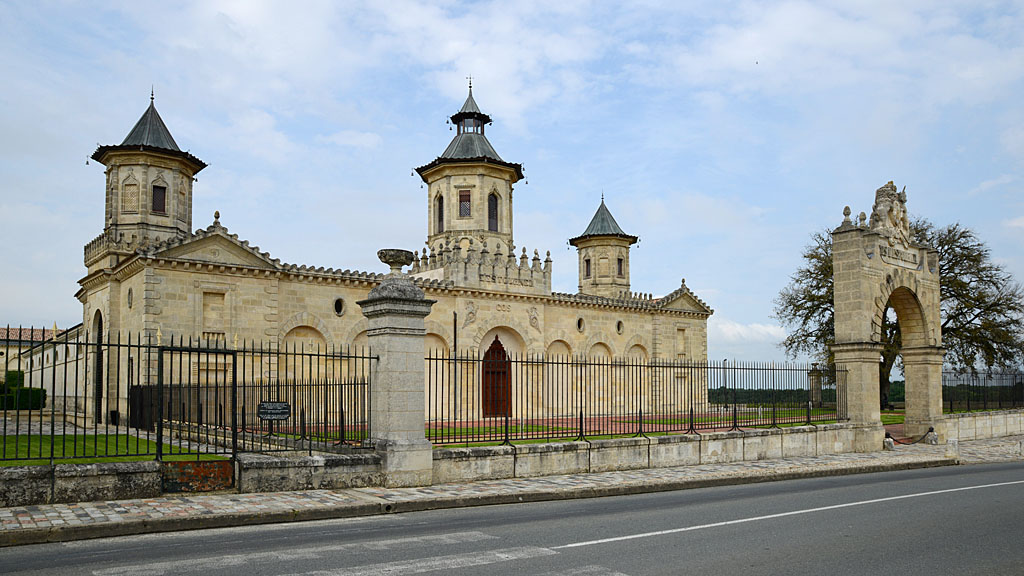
[0, 436, 1020, 546]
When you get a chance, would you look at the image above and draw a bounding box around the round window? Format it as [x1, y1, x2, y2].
[334, 298, 345, 316]
[576, 318, 585, 333]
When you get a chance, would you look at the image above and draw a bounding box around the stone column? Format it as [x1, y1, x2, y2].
[358, 249, 436, 487]
[832, 342, 886, 451]
[902, 345, 945, 438]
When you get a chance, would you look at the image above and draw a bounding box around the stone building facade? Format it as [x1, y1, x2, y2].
[74, 87, 713, 423]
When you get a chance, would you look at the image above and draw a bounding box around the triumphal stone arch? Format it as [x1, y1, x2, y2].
[832, 182, 944, 448]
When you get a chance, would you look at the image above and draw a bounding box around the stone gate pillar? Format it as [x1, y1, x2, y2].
[902, 346, 944, 437]
[832, 182, 944, 449]
[358, 249, 435, 487]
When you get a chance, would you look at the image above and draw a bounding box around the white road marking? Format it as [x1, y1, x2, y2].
[535, 566, 631, 576]
[554, 479, 1024, 549]
[284, 546, 558, 576]
[91, 531, 497, 575]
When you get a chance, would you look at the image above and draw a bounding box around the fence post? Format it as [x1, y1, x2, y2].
[156, 345, 163, 462]
[358, 249, 436, 488]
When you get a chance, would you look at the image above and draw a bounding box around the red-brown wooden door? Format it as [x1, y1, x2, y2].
[482, 335, 511, 417]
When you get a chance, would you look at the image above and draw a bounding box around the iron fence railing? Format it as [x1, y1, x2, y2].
[1, 326, 372, 463]
[942, 370, 1024, 413]
[425, 351, 847, 445]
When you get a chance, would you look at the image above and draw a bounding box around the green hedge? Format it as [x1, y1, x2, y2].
[2, 370, 25, 392]
[1, 387, 46, 410]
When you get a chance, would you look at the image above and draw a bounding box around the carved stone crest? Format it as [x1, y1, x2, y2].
[528, 306, 540, 331]
[463, 301, 477, 328]
[868, 181, 911, 247]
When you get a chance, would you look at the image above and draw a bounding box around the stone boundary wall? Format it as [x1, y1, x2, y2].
[937, 409, 1024, 442]
[431, 424, 868, 484]
[0, 461, 160, 507]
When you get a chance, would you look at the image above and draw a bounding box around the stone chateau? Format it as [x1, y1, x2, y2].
[77, 87, 712, 383]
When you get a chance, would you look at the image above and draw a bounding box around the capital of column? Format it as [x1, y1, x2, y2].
[831, 341, 884, 363]
[900, 345, 945, 365]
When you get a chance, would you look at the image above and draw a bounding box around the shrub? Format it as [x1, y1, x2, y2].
[2, 370, 25, 392]
[1, 387, 46, 410]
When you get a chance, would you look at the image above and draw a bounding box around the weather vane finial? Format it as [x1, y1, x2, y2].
[467, 75, 473, 90]
[150, 85, 154, 103]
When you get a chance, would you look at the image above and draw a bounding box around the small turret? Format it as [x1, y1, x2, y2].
[88, 93, 205, 272]
[415, 82, 523, 257]
[569, 198, 637, 298]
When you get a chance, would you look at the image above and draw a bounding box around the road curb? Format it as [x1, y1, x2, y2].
[0, 456, 956, 547]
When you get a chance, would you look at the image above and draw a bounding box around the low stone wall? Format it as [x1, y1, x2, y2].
[235, 452, 383, 493]
[937, 409, 1024, 442]
[431, 424, 864, 484]
[0, 461, 160, 507]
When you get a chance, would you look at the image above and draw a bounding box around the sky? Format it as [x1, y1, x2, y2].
[1, 1, 1022, 361]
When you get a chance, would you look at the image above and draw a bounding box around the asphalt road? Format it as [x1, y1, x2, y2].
[3, 462, 1023, 576]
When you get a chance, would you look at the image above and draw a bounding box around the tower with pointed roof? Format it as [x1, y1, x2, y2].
[87, 93, 206, 274]
[569, 199, 638, 298]
[415, 83, 523, 258]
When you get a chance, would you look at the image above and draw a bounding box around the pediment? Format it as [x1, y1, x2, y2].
[657, 283, 713, 315]
[155, 235, 276, 269]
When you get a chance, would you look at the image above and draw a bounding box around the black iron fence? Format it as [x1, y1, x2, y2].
[1, 327, 372, 463]
[425, 351, 846, 445]
[942, 370, 1024, 413]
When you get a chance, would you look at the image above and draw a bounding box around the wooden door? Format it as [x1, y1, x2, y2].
[482, 336, 510, 417]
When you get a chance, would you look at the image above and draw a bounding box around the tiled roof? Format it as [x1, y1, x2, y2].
[120, 99, 180, 151]
[0, 327, 63, 342]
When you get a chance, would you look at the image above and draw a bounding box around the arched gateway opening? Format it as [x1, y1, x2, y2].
[832, 182, 944, 449]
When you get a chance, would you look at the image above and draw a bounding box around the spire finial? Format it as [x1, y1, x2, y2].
[466, 75, 473, 91]
[150, 86, 154, 103]
[601, 191, 604, 202]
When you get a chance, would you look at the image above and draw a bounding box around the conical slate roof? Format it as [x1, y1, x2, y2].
[120, 99, 180, 151]
[569, 200, 638, 245]
[91, 96, 206, 172]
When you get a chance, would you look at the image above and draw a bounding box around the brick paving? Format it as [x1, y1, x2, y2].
[0, 435, 1020, 546]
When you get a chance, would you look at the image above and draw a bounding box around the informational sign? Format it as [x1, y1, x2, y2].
[257, 401, 290, 421]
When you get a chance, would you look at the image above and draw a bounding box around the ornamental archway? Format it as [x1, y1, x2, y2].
[832, 182, 944, 449]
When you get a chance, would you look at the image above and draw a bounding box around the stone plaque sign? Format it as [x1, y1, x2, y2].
[257, 401, 290, 421]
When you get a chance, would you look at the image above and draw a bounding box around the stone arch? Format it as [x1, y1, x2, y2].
[91, 309, 104, 423]
[626, 344, 648, 361]
[588, 341, 612, 358]
[544, 329, 576, 353]
[474, 325, 526, 358]
[622, 334, 650, 358]
[582, 332, 616, 359]
[832, 182, 944, 445]
[278, 312, 333, 347]
[546, 339, 572, 358]
[470, 316, 538, 354]
[424, 320, 454, 350]
[872, 273, 937, 348]
[338, 317, 369, 350]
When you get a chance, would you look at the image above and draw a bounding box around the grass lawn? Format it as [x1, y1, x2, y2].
[881, 412, 905, 425]
[1, 434, 228, 466]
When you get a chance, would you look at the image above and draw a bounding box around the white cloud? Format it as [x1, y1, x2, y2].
[968, 174, 1014, 196]
[318, 130, 382, 149]
[709, 317, 786, 344]
[1005, 216, 1024, 229]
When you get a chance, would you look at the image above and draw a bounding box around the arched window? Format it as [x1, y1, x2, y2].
[435, 195, 444, 233]
[488, 193, 499, 232]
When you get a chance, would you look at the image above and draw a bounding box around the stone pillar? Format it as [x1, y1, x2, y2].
[358, 249, 436, 487]
[902, 346, 945, 438]
[832, 342, 885, 451]
[809, 364, 823, 407]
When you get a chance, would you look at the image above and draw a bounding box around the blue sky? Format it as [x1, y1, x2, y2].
[1, 1, 1022, 361]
